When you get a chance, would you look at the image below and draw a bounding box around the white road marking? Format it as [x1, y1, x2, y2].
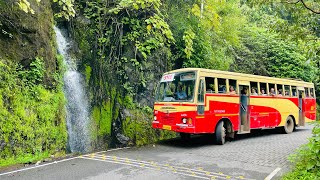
[0, 157, 79, 177]
[264, 167, 281, 180]
[0, 147, 130, 177]
[95, 147, 130, 154]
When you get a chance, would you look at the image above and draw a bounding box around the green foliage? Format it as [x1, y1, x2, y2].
[17, 57, 45, 86]
[53, 0, 75, 20]
[183, 29, 195, 59]
[164, 0, 245, 70]
[16, 0, 75, 20]
[232, 25, 317, 82]
[0, 59, 66, 167]
[282, 121, 320, 179]
[122, 108, 176, 146]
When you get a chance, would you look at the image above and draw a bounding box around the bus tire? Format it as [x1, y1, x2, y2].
[180, 133, 191, 140]
[282, 116, 294, 134]
[215, 121, 226, 145]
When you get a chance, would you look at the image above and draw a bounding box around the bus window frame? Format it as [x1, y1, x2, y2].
[284, 85, 290, 97]
[291, 86, 297, 97]
[197, 78, 205, 103]
[228, 79, 238, 95]
[217, 78, 227, 94]
[205, 76, 216, 94]
[310, 88, 315, 98]
[305, 87, 310, 98]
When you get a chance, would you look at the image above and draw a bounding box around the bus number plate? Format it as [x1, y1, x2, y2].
[163, 125, 171, 130]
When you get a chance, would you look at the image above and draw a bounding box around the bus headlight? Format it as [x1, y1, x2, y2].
[154, 116, 157, 121]
[182, 118, 187, 124]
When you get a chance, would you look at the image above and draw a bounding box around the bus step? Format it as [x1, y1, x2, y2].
[237, 131, 250, 134]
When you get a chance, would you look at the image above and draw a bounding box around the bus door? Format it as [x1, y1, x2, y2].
[298, 89, 305, 126]
[196, 78, 206, 132]
[239, 84, 250, 133]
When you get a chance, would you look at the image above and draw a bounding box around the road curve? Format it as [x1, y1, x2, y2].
[0, 125, 313, 180]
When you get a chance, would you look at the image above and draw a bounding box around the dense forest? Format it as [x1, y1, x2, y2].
[0, 0, 319, 178]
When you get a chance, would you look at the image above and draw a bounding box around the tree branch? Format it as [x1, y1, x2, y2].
[300, 0, 320, 14]
[282, 0, 320, 14]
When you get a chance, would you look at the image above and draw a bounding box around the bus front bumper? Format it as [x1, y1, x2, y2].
[152, 121, 195, 133]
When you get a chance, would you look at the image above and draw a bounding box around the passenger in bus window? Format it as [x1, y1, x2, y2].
[206, 84, 214, 93]
[278, 89, 283, 96]
[270, 88, 276, 96]
[260, 89, 267, 96]
[229, 86, 236, 95]
[218, 85, 226, 93]
[176, 85, 187, 100]
[251, 88, 258, 95]
[310, 91, 314, 98]
[285, 91, 289, 96]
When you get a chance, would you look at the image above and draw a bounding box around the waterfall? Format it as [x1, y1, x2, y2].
[54, 26, 91, 153]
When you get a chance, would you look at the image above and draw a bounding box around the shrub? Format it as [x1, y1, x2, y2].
[282, 121, 320, 179]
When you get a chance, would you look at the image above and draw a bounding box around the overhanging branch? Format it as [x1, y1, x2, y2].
[300, 0, 320, 14]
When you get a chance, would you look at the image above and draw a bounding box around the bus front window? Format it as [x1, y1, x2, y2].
[156, 72, 196, 102]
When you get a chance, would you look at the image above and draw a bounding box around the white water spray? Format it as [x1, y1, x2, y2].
[54, 26, 91, 153]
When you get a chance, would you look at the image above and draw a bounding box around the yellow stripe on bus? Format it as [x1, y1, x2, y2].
[204, 96, 300, 126]
[196, 116, 205, 118]
[215, 114, 238, 117]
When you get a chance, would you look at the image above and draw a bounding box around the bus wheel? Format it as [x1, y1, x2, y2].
[215, 121, 226, 145]
[283, 116, 294, 134]
[180, 133, 191, 140]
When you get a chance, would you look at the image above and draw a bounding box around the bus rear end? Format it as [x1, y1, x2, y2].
[152, 71, 197, 134]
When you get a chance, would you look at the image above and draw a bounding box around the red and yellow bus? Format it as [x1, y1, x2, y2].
[152, 68, 316, 144]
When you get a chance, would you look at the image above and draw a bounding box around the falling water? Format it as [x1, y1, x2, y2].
[54, 26, 91, 153]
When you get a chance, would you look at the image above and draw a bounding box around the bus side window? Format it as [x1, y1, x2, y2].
[284, 85, 290, 96]
[277, 84, 283, 96]
[198, 79, 205, 103]
[229, 79, 237, 94]
[310, 88, 315, 98]
[291, 86, 297, 97]
[250, 82, 258, 95]
[260, 82, 267, 96]
[305, 87, 310, 97]
[218, 78, 226, 94]
[269, 83, 276, 96]
[205, 77, 215, 93]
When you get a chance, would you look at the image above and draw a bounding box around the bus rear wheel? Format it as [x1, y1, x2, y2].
[215, 121, 226, 145]
[282, 116, 294, 134]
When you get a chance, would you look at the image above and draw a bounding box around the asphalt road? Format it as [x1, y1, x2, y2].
[0, 125, 313, 180]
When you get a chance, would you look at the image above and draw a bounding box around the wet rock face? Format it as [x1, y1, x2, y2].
[0, 0, 56, 85]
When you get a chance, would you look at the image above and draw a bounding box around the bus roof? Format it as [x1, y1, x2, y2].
[164, 68, 314, 88]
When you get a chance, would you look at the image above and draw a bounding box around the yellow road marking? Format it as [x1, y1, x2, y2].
[80, 154, 253, 180]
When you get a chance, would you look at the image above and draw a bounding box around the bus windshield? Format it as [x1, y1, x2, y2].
[156, 72, 196, 102]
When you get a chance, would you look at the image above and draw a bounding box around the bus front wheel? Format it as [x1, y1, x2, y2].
[282, 116, 294, 134]
[215, 121, 226, 145]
